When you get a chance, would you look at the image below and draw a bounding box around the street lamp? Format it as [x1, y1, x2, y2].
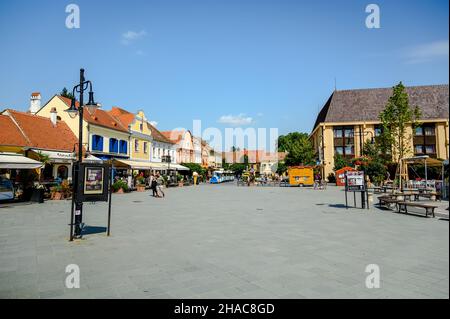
[65, 68, 100, 240]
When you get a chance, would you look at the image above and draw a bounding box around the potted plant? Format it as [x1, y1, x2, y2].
[50, 185, 63, 200]
[136, 176, 146, 192]
[112, 180, 128, 193]
[177, 174, 184, 187]
[31, 183, 45, 203]
[60, 180, 72, 199]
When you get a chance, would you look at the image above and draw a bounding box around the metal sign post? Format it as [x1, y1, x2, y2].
[345, 171, 369, 209]
[69, 162, 112, 241]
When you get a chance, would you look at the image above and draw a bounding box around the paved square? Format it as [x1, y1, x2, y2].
[0, 184, 448, 299]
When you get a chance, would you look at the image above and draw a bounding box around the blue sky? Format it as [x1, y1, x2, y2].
[0, 0, 448, 137]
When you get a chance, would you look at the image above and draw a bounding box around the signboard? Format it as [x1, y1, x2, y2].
[345, 171, 365, 192]
[84, 167, 104, 195]
[77, 163, 110, 202]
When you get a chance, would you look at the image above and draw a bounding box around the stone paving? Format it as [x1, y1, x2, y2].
[0, 183, 448, 299]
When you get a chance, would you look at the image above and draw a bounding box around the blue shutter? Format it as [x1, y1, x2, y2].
[98, 136, 103, 151]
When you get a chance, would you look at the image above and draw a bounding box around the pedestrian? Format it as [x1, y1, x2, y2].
[150, 174, 158, 197]
[156, 173, 165, 198]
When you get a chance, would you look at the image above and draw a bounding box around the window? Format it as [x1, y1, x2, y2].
[119, 140, 127, 154]
[333, 126, 354, 158]
[139, 123, 143, 131]
[414, 124, 436, 157]
[92, 135, 103, 151]
[109, 138, 118, 153]
[134, 139, 139, 152]
[152, 147, 156, 158]
[143, 142, 148, 154]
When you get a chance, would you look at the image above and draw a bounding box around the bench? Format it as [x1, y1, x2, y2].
[396, 201, 438, 218]
[378, 196, 400, 209]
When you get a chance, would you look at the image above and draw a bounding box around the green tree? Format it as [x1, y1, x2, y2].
[333, 153, 350, 171]
[60, 87, 75, 100]
[277, 132, 315, 166]
[378, 82, 421, 162]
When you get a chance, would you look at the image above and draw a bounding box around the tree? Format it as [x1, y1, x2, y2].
[378, 82, 421, 162]
[333, 153, 350, 171]
[277, 132, 315, 166]
[60, 87, 75, 100]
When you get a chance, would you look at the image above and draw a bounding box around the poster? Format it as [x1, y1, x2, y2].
[346, 171, 365, 191]
[84, 167, 104, 195]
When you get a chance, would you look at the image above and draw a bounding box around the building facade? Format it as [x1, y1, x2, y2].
[161, 130, 195, 164]
[37, 95, 130, 161]
[310, 84, 449, 178]
[0, 109, 78, 180]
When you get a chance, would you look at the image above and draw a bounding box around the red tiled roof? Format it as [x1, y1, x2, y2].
[161, 130, 184, 144]
[0, 114, 29, 147]
[3, 109, 79, 152]
[58, 96, 128, 133]
[148, 123, 175, 144]
[108, 106, 131, 117]
[31, 92, 40, 97]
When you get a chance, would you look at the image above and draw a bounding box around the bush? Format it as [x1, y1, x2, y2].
[333, 154, 351, 171]
[112, 180, 128, 192]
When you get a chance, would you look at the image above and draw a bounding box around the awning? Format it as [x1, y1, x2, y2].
[30, 149, 75, 163]
[159, 163, 190, 171]
[84, 154, 103, 163]
[401, 155, 444, 167]
[0, 153, 44, 169]
[113, 159, 164, 170]
[112, 160, 190, 171]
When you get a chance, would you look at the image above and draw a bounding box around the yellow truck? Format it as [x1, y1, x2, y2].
[288, 166, 314, 186]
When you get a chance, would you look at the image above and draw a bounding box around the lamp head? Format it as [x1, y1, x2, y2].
[65, 98, 78, 119]
[85, 91, 100, 115]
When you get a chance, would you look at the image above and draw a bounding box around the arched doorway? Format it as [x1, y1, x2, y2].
[57, 165, 69, 180]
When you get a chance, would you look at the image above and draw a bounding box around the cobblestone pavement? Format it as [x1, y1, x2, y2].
[0, 184, 448, 299]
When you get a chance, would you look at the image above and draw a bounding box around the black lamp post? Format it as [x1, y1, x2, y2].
[65, 69, 100, 240]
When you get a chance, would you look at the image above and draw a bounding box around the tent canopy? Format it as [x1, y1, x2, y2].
[0, 152, 44, 169]
[401, 155, 444, 167]
[113, 159, 190, 171]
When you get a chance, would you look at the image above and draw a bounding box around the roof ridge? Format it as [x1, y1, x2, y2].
[336, 83, 449, 93]
[4, 110, 32, 146]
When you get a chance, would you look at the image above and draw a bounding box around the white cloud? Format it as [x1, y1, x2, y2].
[149, 121, 158, 127]
[121, 30, 147, 45]
[404, 40, 449, 64]
[218, 114, 253, 126]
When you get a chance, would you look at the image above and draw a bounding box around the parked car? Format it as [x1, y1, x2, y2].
[0, 176, 14, 201]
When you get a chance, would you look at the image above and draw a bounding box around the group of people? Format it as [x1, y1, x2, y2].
[148, 173, 165, 198]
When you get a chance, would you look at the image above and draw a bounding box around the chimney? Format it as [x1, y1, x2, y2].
[29, 92, 41, 114]
[50, 107, 57, 126]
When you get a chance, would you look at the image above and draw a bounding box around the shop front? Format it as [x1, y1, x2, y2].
[29, 149, 76, 182]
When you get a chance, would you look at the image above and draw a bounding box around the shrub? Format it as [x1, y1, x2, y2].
[112, 180, 128, 192]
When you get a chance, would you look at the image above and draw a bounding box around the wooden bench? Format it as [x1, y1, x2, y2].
[397, 201, 438, 218]
[378, 196, 400, 209]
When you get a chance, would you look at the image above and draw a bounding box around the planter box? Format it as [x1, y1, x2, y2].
[136, 185, 146, 192]
[116, 188, 124, 194]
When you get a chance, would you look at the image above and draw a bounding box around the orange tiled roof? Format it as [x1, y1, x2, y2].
[147, 123, 174, 144]
[0, 114, 29, 147]
[108, 106, 131, 117]
[58, 96, 129, 133]
[161, 130, 184, 144]
[3, 109, 79, 152]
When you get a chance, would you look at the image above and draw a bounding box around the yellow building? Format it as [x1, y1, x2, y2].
[36, 95, 131, 161]
[109, 108, 152, 162]
[310, 84, 449, 178]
